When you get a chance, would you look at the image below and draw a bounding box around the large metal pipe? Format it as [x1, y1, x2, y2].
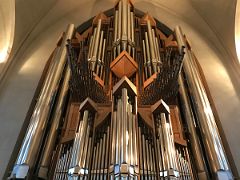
[111, 111, 117, 165]
[92, 19, 102, 71]
[142, 40, 148, 80]
[38, 66, 71, 179]
[118, 1, 122, 41]
[145, 32, 152, 76]
[76, 110, 89, 166]
[117, 98, 122, 165]
[138, 127, 143, 179]
[175, 26, 233, 179]
[114, 10, 119, 59]
[147, 20, 157, 73]
[128, 104, 133, 165]
[96, 31, 104, 76]
[122, 0, 128, 50]
[89, 28, 97, 60]
[122, 88, 128, 163]
[10, 24, 74, 179]
[100, 39, 106, 79]
[179, 73, 208, 179]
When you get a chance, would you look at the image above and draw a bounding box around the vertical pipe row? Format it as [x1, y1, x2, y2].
[38, 66, 71, 179]
[11, 24, 74, 179]
[175, 26, 233, 179]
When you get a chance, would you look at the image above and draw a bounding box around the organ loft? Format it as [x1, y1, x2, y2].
[8, 0, 234, 180]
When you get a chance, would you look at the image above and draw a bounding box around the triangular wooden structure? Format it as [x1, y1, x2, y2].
[110, 50, 138, 78]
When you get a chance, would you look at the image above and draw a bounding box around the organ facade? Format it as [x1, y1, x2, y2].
[9, 0, 233, 179]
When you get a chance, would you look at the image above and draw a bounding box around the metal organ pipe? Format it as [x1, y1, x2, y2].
[175, 26, 233, 179]
[147, 20, 157, 73]
[91, 19, 102, 71]
[145, 32, 152, 76]
[38, 66, 71, 179]
[179, 73, 208, 180]
[10, 24, 74, 179]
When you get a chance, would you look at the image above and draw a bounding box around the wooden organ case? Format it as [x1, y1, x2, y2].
[9, 0, 234, 180]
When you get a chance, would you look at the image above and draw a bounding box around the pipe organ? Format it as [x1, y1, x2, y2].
[9, 0, 234, 179]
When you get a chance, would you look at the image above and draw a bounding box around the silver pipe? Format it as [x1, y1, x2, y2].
[12, 24, 74, 179]
[86, 137, 92, 169]
[179, 73, 207, 179]
[155, 37, 161, 64]
[96, 31, 104, 76]
[147, 20, 157, 73]
[167, 114, 178, 171]
[118, 0, 122, 41]
[156, 139, 163, 176]
[92, 19, 102, 71]
[122, 0, 128, 49]
[142, 134, 147, 175]
[101, 134, 106, 170]
[128, 104, 133, 165]
[88, 36, 94, 60]
[152, 29, 158, 66]
[89, 28, 97, 59]
[38, 66, 71, 178]
[130, 12, 134, 43]
[152, 147, 157, 179]
[91, 146, 97, 180]
[114, 10, 119, 42]
[76, 110, 89, 166]
[100, 39, 106, 79]
[160, 114, 170, 170]
[122, 88, 128, 163]
[114, 10, 119, 59]
[111, 111, 117, 165]
[127, 3, 131, 42]
[138, 128, 143, 174]
[17, 47, 60, 164]
[117, 98, 122, 165]
[105, 127, 110, 169]
[142, 40, 148, 80]
[132, 114, 137, 166]
[97, 138, 103, 178]
[158, 123, 166, 171]
[80, 126, 90, 168]
[149, 142, 153, 174]
[145, 32, 152, 76]
[145, 139, 150, 176]
[175, 26, 232, 178]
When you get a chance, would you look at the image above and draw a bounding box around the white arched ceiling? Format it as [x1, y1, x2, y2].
[0, 0, 15, 72]
[0, 0, 239, 178]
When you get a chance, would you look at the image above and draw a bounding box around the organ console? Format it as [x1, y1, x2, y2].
[9, 0, 234, 179]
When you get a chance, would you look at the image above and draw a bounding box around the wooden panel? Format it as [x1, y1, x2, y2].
[61, 103, 80, 142]
[170, 105, 187, 146]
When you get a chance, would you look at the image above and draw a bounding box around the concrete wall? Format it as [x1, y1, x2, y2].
[0, 0, 239, 178]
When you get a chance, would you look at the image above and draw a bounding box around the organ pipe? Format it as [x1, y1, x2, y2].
[175, 26, 233, 180]
[10, 24, 74, 179]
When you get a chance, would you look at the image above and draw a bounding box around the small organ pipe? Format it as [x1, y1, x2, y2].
[111, 112, 117, 165]
[100, 39, 106, 79]
[96, 31, 104, 76]
[145, 32, 152, 76]
[118, 1, 122, 40]
[130, 12, 134, 43]
[147, 20, 157, 73]
[142, 40, 148, 79]
[92, 19, 102, 71]
[89, 28, 97, 59]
